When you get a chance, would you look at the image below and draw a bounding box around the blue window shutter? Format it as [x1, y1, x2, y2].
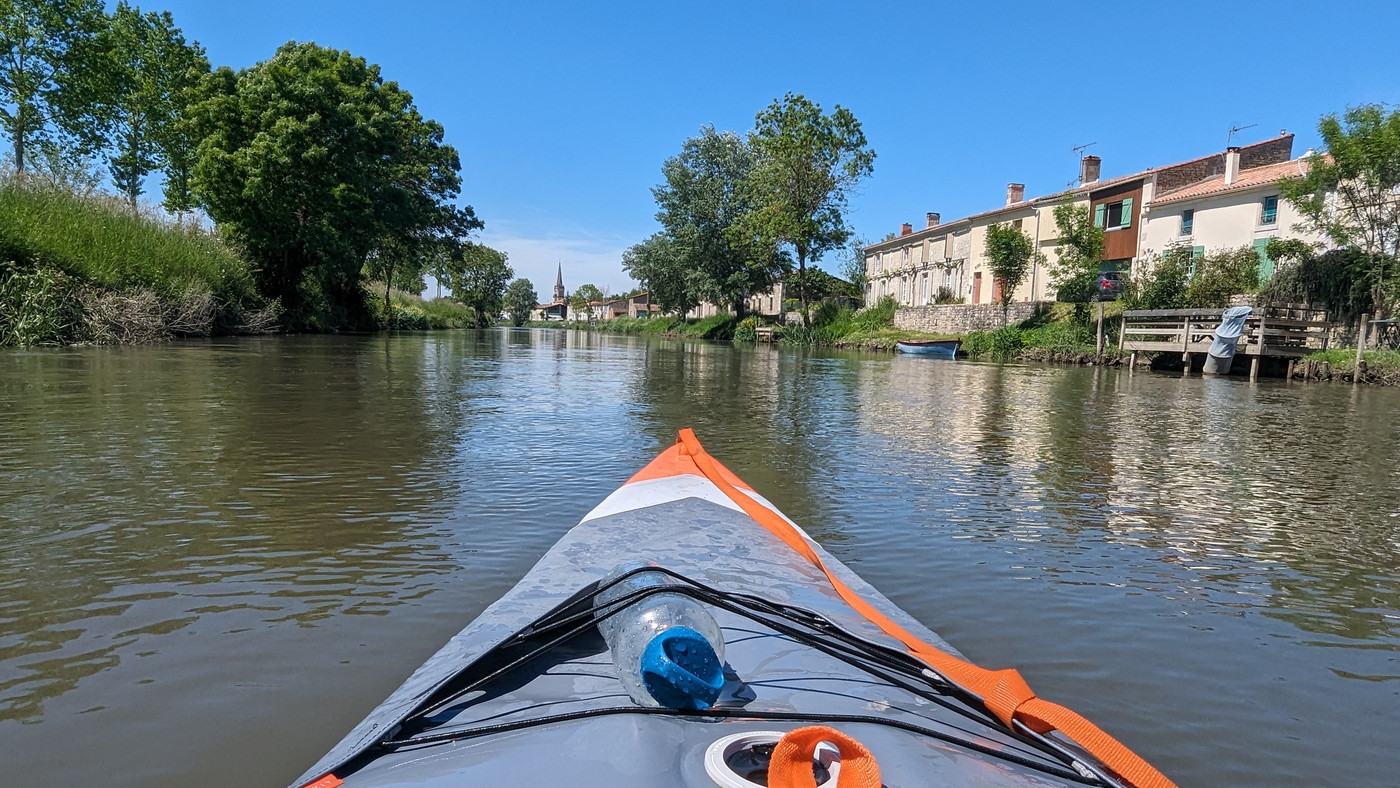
[1093, 204, 1105, 227]
[1120, 197, 1134, 227]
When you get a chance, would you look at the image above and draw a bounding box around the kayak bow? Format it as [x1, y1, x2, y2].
[293, 429, 1175, 788]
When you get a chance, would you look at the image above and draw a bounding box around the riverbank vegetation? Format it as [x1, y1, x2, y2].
[0, 181, 273, 344]
[0, 1, 503, 345]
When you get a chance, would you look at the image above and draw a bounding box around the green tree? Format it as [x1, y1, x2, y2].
[440, 243, 510, 327]
[838, 234, 869, 303]
[622, 232, 699, 317]
[1259, 239, 1370, 322]
[1048, 196, 1105, 313]
[502, 277, 538, 326]
[784, 267, 857, 302]
[570, 282, 605, 322]
[740, 92, 875, 325]
[1184, 246, 1260, 307]
[187, 43, 470, 328]
[984, 222, 1039, 322]
[1123, 249, 1190, 311]
[0, 0, 106, 174]
[101, 2, 208, 209]
[1280, 104, 1400, 314]
[654, 125, 783, 316]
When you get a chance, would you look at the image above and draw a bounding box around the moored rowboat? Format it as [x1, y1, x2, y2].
[896, 339, 961, 359]
[292, 430, 1174, 788]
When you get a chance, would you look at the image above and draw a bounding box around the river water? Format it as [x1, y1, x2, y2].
[1, 329, 1397, 787]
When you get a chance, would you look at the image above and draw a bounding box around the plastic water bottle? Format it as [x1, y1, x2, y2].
[594, 561, 726, 710]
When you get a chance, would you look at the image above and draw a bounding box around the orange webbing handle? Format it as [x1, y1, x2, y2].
[768, 726, 881, 788]
[674, 429, 1176, 788]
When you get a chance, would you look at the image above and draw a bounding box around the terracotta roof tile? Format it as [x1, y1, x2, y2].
[1151, 158, 1314, 205]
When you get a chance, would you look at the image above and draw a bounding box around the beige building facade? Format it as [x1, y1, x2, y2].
[1141, 154, 1325, 279]
[867, 134, 1301, 304]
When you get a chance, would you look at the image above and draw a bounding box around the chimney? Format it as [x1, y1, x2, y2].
[1224, 146, 1241, 186]
[900, 222, 913, 237]
[1006, 183, 1025, 206]
[1080, 155, 1101, 185]
[925, 212, 940, 229]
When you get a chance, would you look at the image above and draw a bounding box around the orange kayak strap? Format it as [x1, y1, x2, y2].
[769, 726, 881, 788]
[673, 428, 1176, 788]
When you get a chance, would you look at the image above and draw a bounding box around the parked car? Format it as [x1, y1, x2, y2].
[1096, 270, 1127, 300]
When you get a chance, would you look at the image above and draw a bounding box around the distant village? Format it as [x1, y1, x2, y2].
[534, 132, 1320, 325]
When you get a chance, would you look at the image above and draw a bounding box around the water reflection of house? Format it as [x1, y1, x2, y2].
[865, 133, 1300, 306]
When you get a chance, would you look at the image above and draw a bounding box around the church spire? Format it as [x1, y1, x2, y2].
[553, 262, 565, 301]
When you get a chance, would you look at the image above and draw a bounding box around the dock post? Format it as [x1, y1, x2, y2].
[1287, 358, 1296, 381]
[1249, 355, 1260, 382]
[1354, 314, 1369, 385]
[1182, 352, 1192, 376]
[1129, 350, 1137, 371]
[1095, 302, 1105, 357]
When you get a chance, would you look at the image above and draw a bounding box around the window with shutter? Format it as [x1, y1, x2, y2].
[1181, 209, 1194, 236]
[1261, 196, 1278, 225]
[1189, 246, 1204, 279]
[1119, 197, 1133, 228]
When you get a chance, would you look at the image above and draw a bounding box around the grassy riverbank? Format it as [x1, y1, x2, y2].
[1293, 348, 1400, 384]
[0, 183, 272, 345]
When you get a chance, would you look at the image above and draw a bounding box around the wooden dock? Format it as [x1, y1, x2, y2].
[1119, 308, 1332, 380]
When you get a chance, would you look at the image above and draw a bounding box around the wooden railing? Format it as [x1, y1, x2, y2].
[1119, 308, 1332, 377]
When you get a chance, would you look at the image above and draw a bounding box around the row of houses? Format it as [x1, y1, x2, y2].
[864, 133, 1327, 307]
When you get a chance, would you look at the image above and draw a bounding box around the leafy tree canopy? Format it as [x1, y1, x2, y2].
[502, 277, 538, 326]
[1048, 196, 1104, 305]
[738, 92, 874, 323]
[1280, 103, 1400, 314]
[984, 222, 1039, 318]
[101, 2, 208, 208]
[0, 0, 107, 173]
[654, 125, 783, 315]
[187, 42, 472, 328]
[622, 232, 699, 317]
[441, 242, 510, 327]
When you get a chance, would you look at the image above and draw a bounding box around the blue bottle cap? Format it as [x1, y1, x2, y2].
[639, 627, 724, 710]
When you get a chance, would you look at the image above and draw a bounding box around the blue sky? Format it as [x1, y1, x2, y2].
[153, 0, 1400, 297]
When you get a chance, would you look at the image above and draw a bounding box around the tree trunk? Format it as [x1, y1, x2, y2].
[384, 264, 394, 327]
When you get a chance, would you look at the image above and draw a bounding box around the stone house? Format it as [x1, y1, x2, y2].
[866, 133, 1299, 306]
[1141, 152, 1326, 280]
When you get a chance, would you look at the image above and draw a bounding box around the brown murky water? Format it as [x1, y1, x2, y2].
[1, 330, 1397, 787]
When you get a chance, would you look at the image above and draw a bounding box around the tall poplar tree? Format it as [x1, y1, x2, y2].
[0, 0, 106, 174]
[102, 1, 208, 209]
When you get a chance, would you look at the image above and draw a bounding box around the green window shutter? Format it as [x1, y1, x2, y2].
[1189, 246, 1204, 279]
[1093, 204, 1105, 227]
[1253, 239, 1275, 281]
[1119, 197, 1134, 227]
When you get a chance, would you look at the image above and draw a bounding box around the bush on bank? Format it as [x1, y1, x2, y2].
[0, 182, 273, 345]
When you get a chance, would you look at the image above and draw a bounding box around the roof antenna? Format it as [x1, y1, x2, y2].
[1070, 142, 1097, 186]
[1226, 123, 1256, 147]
